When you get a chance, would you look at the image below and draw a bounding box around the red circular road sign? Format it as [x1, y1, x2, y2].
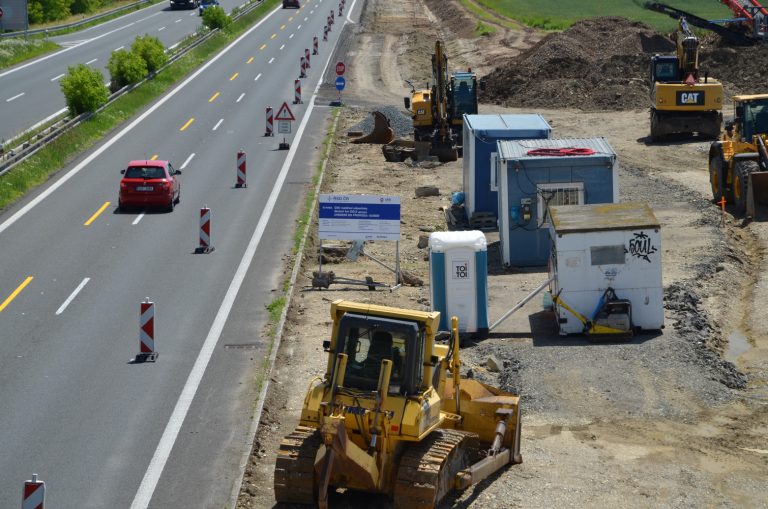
[0, 7, 4, 18]
[335, 61, 345, 76]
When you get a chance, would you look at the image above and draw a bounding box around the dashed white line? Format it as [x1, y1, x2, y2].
[86, 58, 98, 65]
[51, 74, 65, 81]
[296, 25, 301, 30]
[212, 118, 224, 131]
[310, 9, 314, 13]
[189, 11, 196, 15]
[169, 42, 181, 51]
[304, 16, 308, 21]
[158, 26, 167, 31]
[254, 73, 262, 81]
[6, 93, 24, 103]
[175, 18, 182, 23]
[114, 45, 124, 51]
[236, 93, 245, 103]
[55, 278, 90, 315]
[289, 33, 294, 39]
[137, 11, 161, 22]
[180, 152, 195, 170]
[279, 44, 285, 50]
[132, 212, 145, 225]
[268, 57, 275, 64]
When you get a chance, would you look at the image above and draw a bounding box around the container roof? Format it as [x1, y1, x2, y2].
[464, 114, 551, 136]
[550, 203, 659, 233]
[497, 137, 616, 161]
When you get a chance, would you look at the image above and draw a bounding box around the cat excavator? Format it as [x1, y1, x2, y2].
[649, 17, 723, 140]
[274, 300, 522, 508]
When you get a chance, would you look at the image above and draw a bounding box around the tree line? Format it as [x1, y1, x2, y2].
[29, 0, 120, 25]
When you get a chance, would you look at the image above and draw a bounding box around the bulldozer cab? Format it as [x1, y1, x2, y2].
[450, 73, 478, 119]
[650, 55, 678, 83]
[333, 313, 425, 396]
[734, 96, 768, 141]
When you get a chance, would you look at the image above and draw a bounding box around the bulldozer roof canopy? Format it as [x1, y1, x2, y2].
[733, 94, 768, 102]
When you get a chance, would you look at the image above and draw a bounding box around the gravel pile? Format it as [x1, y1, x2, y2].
[482, 16, 768, 111]
[347, 105, 413, 138]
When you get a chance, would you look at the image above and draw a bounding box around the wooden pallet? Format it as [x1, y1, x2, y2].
[469, 212, 498, 231]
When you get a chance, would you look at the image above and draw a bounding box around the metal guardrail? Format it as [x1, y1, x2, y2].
[0, 0, 153, 38]
[0, 0, 264, 177]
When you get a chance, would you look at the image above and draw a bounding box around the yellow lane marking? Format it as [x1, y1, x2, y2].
[229, 72, 239, 81]
[247, 57, 254, 64]
[280, 24, 286, 30]
[150, 154, 158, 160]
[209, 91, 220, 102]
[180, 117, 195, 131]
[259, 44, 267, 50]
[0, 276, 34, 313]
[288, 17, 293, 21]
[84, 201, 111, 226]
[270, 33, 276, 39]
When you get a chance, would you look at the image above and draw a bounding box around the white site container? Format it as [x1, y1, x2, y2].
[548, 203, 664, 334]
[428, 231, 489, 334]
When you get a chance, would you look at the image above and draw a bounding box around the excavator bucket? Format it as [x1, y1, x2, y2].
[747, 171, 768, 217]
[351, 111, 395, 145]
[430, 141, 458, 163]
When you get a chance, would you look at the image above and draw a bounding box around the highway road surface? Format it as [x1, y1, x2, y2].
[0, 0, 359, 506]
[1, 0, 250, 142]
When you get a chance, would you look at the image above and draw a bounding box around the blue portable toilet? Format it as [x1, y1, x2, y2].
[496, 137, 619, 267]
[429, 231, 488, 335]
[462, 114, 551, 228]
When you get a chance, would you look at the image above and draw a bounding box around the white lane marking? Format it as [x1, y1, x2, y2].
[304, 16, 308, 21]
[279, 44, 285, 50]
[346, 0, 359, 23]
[137, 11, 161, 22]
[180, 152, 195, 170]
[289, 33, 294, 39]
[169, 42, 181, 51]
[51, 74, 65, 81]
[114, 45, 124, 51]
[6, 93, 24, 102]
[236, 93, 245, 103]
[268, 57, 275, 64]
[212, 118, 223, 131]
[175, 18, 182, 23]
[310, 9, 313, 13]
[158, 26, 166, 32]
[86, 58, 98, 65]
[0, 21, 137, 79]
[132, 212, 146, 225]
[55, 278, 90, 315]
[189, 11, 196, 15]
[132, 34, 328, 509]
[254, 73, 261, 81]
[0, 4, 283, 239]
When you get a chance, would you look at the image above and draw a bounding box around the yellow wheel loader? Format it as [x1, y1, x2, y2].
[709, 94, 768, 216]
[274, 300, 522, 508]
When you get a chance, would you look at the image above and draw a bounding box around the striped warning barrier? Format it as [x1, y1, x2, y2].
[236, 150, 247, 188]
[140, 298, 157, 357]
[196, 206, 214, 254]
[299, 56, 306, 78]
[22, 474, 44, 509]
[313, 36, 318, 55]
[305, 48, 311, 68]
[265, 107, 273, 137]
[323, 26, 328, 41]
[293, 79, 302, 105]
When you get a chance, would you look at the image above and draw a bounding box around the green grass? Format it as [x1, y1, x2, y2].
[0, 0, 281, 211]
[474, 0, 732, 31]
[0, 38, 61, 69]
[266, 296, 286, 323]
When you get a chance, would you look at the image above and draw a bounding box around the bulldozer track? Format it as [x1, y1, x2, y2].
[273, 426, 322, 505]
[393, 429, 480, 509]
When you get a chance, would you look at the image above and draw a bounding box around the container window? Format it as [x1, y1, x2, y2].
[537, 182, 585, 226]
[590, 245, 625, 265]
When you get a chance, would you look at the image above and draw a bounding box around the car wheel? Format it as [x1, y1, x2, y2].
[167, 196, 175, 212]
[118, 199, 124, 212]
[175, 189, 181, 204]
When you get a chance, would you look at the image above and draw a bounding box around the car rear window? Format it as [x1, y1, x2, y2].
[125, 166, 166, 179]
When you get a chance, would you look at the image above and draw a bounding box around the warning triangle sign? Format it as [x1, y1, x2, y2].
[275, 102, 296, 121]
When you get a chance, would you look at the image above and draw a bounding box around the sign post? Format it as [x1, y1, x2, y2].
[334, 61, 346, 105]
[274, 101, 295, 150]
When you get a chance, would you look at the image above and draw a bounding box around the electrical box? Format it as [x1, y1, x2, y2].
[429, 231, 488, 334]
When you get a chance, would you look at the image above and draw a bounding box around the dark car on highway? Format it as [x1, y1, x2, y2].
[199, 0, 220, 15]
[170, 0, 198, 10]
[282, 0, 300, 8]
[118, 160, 181, 212]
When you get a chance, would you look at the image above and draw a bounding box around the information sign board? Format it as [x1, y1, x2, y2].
[319, 194, 400, 241]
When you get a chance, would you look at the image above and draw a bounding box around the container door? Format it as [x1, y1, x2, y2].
[445, 247, 477, 332]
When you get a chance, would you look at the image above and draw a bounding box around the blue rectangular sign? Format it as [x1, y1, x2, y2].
[318, 194, 400, 241]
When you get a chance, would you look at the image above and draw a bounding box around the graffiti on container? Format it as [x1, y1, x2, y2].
[628, 232, 657, 262]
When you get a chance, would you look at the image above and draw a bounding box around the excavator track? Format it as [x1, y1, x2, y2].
[273, 426, 322, 505]
[393, 429, 480, 509]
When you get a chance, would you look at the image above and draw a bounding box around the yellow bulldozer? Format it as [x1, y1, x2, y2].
[709, 94, 768, 216]
[274, 300, 522, 508]
[649, 17, 723, 140]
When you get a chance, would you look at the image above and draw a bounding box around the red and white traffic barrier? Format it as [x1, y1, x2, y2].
[265, 107, 274, 136]
[22, 474, 45, 509]
[305, 48, 311, 68]
[236, 150, 247, 188]
[331, 10, 334, 21]
[339, 4, 342, 15]
[196, 206, 214, 254]
[293, 79, 302, 105]
[313, 36, 318, 55]
[323, 26, 328, 41]
[139, 298, 158, 360]
[327, 15, 332, 27]
[299, 56, 307, 78]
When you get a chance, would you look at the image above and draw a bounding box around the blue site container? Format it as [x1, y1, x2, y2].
[496, 137, 619, 267]
[462, 114, 551, 225]
[429, 231, 488, 334]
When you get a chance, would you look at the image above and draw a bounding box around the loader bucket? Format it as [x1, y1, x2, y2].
[351, 111, 395, 145]
[747, 171, 768, 217]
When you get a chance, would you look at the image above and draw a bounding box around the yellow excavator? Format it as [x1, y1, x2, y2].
[649, 17, 723, 140]
[274, 300, 522, 508]
[709, 93, 768, 215]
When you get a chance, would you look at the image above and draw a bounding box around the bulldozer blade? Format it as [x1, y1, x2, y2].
[351, 111, 395, 145]
[747, 171, 768, 218]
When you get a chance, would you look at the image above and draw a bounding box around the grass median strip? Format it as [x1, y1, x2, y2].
[0, 0, 281, 212]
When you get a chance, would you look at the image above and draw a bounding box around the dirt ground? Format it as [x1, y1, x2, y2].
[236, 0, 768, 507]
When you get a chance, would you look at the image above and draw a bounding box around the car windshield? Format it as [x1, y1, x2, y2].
[125, 166, 166, 179]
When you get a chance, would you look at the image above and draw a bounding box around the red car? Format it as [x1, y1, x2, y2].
[118, 160, 181, 212]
